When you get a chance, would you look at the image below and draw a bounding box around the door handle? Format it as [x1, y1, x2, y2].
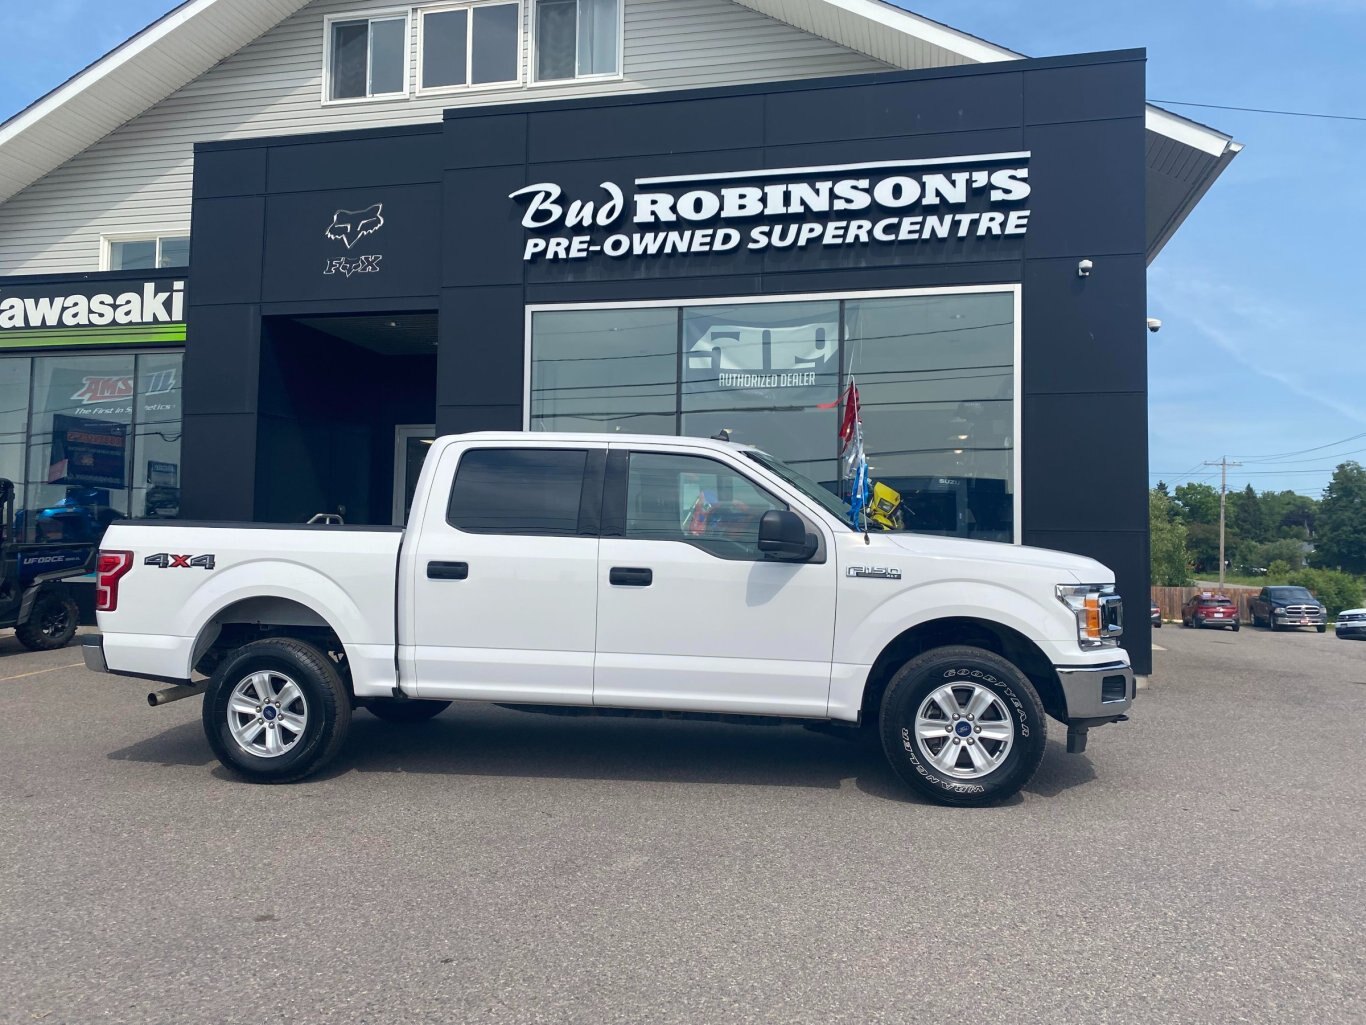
[609, 566, 653, 587]
[427, 561, 469, 580]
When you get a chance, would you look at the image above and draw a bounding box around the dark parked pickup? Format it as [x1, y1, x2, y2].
[1249, 586, 1327, 632]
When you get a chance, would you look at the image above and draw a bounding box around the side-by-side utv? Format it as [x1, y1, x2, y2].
[0, 479, 94, 650]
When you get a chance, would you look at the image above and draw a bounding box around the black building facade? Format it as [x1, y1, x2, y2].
[6, 49, 1158, 670]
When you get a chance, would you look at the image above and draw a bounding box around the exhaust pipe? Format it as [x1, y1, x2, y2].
[147, 682, 207, 707]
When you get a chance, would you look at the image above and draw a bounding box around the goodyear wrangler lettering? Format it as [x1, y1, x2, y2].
[510, 155, 1032, 263]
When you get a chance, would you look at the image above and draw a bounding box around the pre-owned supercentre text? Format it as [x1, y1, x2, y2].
[510, 159, 1032, 263]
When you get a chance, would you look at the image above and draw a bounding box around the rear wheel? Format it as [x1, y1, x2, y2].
[15, 589, 79, 651]
[364, 698, 450, 722]
[203, 637, 351, 783]
[879, 645, 1046, 807]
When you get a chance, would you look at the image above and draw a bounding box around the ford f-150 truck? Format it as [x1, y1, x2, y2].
[83, 433, 1134, 806]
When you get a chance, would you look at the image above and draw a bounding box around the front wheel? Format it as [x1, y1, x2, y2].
[364, 698, 450, 722]
[203, 637, 352, 783]
[15, 589, 79, 651]
[1317, 625, 1327, 633]
[879, 646, 1046, 807]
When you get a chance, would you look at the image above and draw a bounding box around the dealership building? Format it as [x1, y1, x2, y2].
[0, 0, 1241, 671]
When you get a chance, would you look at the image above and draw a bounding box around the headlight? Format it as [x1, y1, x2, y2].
[1273, 607, 1285, 614]
[1057, 584, 1123, 649]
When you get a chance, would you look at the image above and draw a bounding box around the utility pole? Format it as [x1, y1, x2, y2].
[1204, 456, 1243, 589]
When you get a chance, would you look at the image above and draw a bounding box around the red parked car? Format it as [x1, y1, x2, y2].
[1181, 592, 1240, 631]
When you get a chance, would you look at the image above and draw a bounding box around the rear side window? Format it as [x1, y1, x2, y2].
[448, 448, 587, 535]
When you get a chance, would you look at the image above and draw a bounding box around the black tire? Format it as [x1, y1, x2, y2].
[203, 637, 352, 783]
[15, 589, 79, 651]
[879, 645, 1046, 807]
[1153, 619, 1161, 629]
[1231, 622, 1240, 632]
[1270, 619, 1279, 632]
[364, 698, 450, 722]
[1317, 625, 1327, 633]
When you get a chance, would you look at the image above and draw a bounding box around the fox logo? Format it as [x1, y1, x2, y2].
[325, 204, 384, 249]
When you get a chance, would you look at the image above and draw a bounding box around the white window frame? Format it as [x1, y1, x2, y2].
[417, 0, 525, 95]
[529, 0, 625, 87]
[523, 285, 1024, 544]
[99, 232, 191, 272]
[321, 8, 413, 106]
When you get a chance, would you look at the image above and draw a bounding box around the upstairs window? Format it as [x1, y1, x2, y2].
[420, 2, 521, 90]
[534, 0, 620, 82]
[327, 12, 410, 101]
[103, 235, 190, 271]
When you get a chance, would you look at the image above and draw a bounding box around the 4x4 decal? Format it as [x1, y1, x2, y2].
[144, 553, 216, 570]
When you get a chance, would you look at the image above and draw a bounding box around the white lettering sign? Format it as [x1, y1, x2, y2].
[0, 281, 185, 330]
[511, 154, 1032, 263]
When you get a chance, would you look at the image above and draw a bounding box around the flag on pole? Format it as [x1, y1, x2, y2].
[832, 380, 870, 529]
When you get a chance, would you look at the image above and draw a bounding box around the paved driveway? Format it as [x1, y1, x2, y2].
[1, 626, 1362, 1024]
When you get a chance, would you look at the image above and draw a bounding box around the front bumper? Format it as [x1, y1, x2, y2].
[1272, 613, 1325, 627]
[83, 635, 108, 673]
[1055, 658, 1135, 720]
[1336, 624, 1366, 639]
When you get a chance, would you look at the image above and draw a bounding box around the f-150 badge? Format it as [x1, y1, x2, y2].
[846, 566, 901, 580]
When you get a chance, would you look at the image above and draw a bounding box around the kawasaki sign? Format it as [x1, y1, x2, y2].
[0, 279, 186, 348]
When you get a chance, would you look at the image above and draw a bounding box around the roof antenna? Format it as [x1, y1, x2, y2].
[711, 429, 731, 442]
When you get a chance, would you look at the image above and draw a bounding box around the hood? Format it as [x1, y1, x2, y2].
[881, 533, 1113, 583]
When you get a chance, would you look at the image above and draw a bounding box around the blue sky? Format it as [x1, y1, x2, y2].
[2, 1, 1364, 499]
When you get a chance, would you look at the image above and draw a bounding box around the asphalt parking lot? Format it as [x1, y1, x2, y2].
[1, 626, 1363, 1025]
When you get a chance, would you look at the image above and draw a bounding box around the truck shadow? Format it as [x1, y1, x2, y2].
[108, 704, 1095, 802]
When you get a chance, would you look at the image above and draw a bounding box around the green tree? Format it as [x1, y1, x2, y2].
[1186, 522, 1222, 574]
[1149, 489, 1191, 586]
[1287, 567, 1365, 617]
[1174, 482, 1221, 525]
[1230, 483, 1266, 543]
[1314, 461, 1366, 574]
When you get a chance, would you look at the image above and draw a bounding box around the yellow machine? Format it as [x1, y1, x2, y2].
[868, 481, 903, 530]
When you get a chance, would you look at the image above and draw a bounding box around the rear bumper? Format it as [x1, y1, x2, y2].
[1055, 659, 1134, 720]
[82, 635, 108, 673]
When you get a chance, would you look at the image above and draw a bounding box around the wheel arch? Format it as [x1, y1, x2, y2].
[191, 596, 347, 682]
[859, 617, 1066, 724]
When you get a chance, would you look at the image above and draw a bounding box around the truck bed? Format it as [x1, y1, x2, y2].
[95, 521, 404, 693]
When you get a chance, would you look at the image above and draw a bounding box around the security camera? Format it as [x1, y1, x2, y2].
[1077, 259, 1094, 278]
[1147, 318, 1162, 334]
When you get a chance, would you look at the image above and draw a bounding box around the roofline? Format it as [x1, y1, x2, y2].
[0, 0, 203, 145]
[828, 0, 1022, 63]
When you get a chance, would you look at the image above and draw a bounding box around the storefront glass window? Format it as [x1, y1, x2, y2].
[530, 307, 677, 435]
[844, 293, 1015, 542]
[528, 290, 1016, 542]
[681, 301, 840, 486]
[1, 351, 183, 544]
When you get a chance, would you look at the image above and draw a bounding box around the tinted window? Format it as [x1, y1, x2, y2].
[626, 452, 783, 560]
[448, 448, 588, 535]
[1268, 587, 1315, 602]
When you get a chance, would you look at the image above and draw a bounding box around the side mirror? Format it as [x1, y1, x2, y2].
[757, 509, 813, 560]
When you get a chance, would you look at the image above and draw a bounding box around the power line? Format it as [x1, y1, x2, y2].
[1152, 99, 1366, 123]
[1232, 430, 1366, 462]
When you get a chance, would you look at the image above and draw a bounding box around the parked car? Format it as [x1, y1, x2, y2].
[1249, 586, 1327, 632]
[1181, 592, 1239, 631]
[1150, 599, 1162, 628]
[81, 431, 1135, 807]
[1335, 608, 1366, 641]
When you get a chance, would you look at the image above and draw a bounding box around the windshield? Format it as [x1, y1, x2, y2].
[1269, 587, 1315, 602]
[746, 451, 856, 529]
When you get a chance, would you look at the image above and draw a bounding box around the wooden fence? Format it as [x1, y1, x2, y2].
[1151, 585, 1262, 625]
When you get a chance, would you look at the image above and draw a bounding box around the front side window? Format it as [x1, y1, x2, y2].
[329, 14, 409, 100]
[625, 452, 783, 560]
[421, 3, 521, 89]
[535, 0, 619, 81]
[106, 235, 190, 270]
[447, 448, 587, 535]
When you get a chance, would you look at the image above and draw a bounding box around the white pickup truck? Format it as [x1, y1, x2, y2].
[84, 432, 1133, 805]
